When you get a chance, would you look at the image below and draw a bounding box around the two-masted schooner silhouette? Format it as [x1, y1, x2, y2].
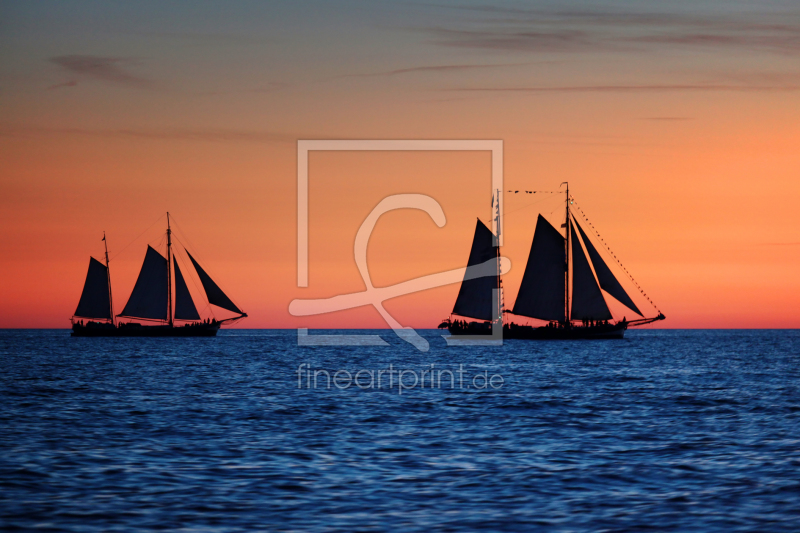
[439, 184, 664, 339]
[71, 214, 246, 337]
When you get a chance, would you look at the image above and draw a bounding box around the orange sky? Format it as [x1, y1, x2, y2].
[1, 2, 799, 328]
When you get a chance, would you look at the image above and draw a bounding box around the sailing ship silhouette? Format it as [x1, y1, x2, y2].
[71, 213, 246, 337]
[440, 184, 664, 339]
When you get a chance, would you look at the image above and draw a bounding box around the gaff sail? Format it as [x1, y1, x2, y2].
[118, 246, 168, 320]
[452, 219, 498, 321]
[512, 215, 566, 321]
[74, 257, 112, 320]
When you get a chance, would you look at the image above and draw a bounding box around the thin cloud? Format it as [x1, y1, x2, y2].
[422, 5, 800, 54]
[433, 4, 799, 34]
[133, 30, 275, 46]
[628, 32, 800, 54]
[451, 83, 800, 93]
[250, 81, 291, 93]
[386, 62, 525, 75]
[49, 55, 150, 88]
[47, 80, 78, 90]
[0, 125, 302, 143]
[432, 28, 598, 53]
[332, 62, 528, 80]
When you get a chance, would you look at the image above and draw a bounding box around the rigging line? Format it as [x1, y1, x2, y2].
[573, 204, 658, 312]
[169, 215, 204, 263]
[198, 302, 215, 319]
[171, 217, 236, 312]
[572, 206, 646, 297]
[168, 218, 215, 294]
[502, 192, 559, 218]
[172, 235, 207, 298]
[571, 201, 662, 314]
[109, 213, 166, 262]
[150, 233, 166, 253]
[170, 217, 245, 312]
[172, 233, 228, 318]
[175, 245, 204, 301]
[173, 238, 211, 313]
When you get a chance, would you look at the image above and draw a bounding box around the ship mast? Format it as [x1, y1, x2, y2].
[103, 231, 115, 326]
[563, 182, 570, 324]
[494, 188, 502, 324]
[166, 212, 173, 327]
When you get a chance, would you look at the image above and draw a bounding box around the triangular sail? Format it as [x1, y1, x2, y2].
[573, 218, 642, 316]
[173, 257, 200, 321]
[185, 250, 243, 315]
[452, 219, 497, 321]
[570, 221, 612, 321]
[74, 257, 111, 320]
[512, 215, 565, 321]
[118, 245, 168, 320]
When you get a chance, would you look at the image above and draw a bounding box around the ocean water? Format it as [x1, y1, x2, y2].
[1, 329, 799, 532]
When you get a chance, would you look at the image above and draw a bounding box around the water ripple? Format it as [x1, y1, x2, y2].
[1, 329, 799, 531]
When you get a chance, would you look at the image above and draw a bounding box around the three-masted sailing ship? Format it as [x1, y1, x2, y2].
[439, 184, 664, 339]
[71, 214, 247, 337]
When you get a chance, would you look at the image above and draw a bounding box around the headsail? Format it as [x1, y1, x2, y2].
[512, 215, 565, 321]
[570, 221, 612, 321]
[572, 218, 642, 316]
[118, 245, 168, 320]
[452, 219, 498, 321]
[173, 257, 200, 321]
[74, 257, 112, 320]
[185, 250, 243, 315]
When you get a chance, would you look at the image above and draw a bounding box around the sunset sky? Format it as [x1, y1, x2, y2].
[1, 0, 799, 328]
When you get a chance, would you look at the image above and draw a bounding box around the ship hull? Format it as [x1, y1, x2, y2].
[71, 321, 220, 337]
[503, 322, 627, 340]
[445, 321, 627, 339]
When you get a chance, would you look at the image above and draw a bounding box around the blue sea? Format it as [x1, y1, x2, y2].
[1, 329, 799, 532]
